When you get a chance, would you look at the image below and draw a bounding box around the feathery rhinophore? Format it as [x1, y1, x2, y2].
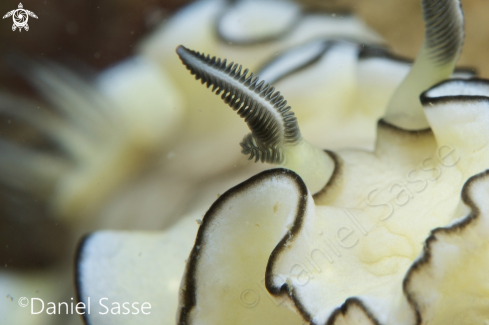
[176, 45, 300, 164]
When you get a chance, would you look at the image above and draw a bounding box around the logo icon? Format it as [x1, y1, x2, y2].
[3, 3, 38, 32]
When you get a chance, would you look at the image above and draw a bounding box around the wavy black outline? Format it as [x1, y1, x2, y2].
[377, 119, 432, 135]
[215, 0, 302, 46]
[265, 118, 434, 324]
[312, 150, 341, 201]
[256, 39, 386, 85]
[403, 169, 489, 324]
[421, 78, 489, 106]
[326, 297, 380, 325]
[256, 39, 475, 88]
[401, 77, 489, 324]
[178, 168, 309, 324]
[264, 152, 342, 322]
[215, 0, 353, 46]
[74, 233, 93, 325]
[265, 81, 489, 324]
[256, 39, 335, 85]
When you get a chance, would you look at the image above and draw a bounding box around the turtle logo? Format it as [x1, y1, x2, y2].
[3, 3, 38, 32]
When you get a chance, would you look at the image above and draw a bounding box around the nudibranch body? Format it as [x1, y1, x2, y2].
[77, 0, 489, 324]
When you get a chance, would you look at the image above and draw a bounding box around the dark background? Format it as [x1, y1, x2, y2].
[0, 0, 194, 84]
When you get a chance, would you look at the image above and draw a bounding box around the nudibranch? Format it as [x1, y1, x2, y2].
[77, 0, 489, 324]
[0, 0, 384, 228]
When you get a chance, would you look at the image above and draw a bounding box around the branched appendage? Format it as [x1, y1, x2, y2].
[384, 0, 464, 130]
[240, 133, 284, 164]
[176, 45, 300, 164]
[176, 45, 334, 193]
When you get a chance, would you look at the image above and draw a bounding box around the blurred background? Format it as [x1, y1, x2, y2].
[0, 0, 487, 324]
[2, 0, 488, 84]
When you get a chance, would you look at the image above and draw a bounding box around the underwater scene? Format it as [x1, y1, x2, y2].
[1, 0, 489, 324]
